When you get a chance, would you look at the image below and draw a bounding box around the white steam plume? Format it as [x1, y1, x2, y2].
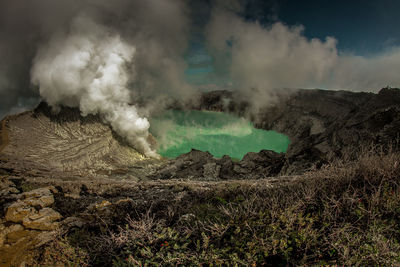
[206, 9, 400, 105]
[0, 0, 192, 153]
[31, 15, 158, 158]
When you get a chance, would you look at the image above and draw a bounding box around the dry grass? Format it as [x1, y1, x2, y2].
[37, 145, 400, 266]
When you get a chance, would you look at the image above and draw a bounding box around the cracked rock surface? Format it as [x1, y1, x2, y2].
[0, 186, 62, 266]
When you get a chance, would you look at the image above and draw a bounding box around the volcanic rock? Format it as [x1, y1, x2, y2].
[0, 185, 63, 265]
[155, 149, 286, 180]
[238, 150, 285, 177]
[217, 155, 236, 179]
[197, 88, 400, 174]
[154, 149, 215, 180]
[5, 201, 33, 223]
[22, 208, 62, 231]
[21, 187, 56, 208]
[0, 224, 25, 246]
[203, 162, 221, 180]
[5, 187, 62, 230]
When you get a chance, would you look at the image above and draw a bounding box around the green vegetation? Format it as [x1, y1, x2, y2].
[149, 110, 290, 159]
[37, 146, 400, 266]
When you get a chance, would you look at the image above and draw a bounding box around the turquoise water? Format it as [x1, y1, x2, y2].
[149, 110, 290, 160]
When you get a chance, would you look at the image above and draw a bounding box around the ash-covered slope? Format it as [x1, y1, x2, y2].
[0, 102, 156, 179]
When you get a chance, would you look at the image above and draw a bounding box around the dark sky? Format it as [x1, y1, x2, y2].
[255, 0, 400, 55]
[2, 0, 399, 118]
[185, 0, 400, 86]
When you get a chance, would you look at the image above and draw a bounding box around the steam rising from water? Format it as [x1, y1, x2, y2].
[31, 15, 157, 157]
[150, 110, 290, 159]
[0, 0, 192, 156]
[2, 0, 400, 156]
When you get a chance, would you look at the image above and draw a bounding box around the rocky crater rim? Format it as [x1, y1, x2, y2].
[0, 87, 399, 180]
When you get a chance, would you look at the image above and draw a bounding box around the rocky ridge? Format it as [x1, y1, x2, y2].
[171, 87, 400, 176]
[0, 88, 400, 265]
[1, 88, 399, 181]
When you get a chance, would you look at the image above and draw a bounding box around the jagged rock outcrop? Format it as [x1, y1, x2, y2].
[154, 149, 286, 180]
[5, 187, 62, 231]
[195, 88, 400, 174]
[0, 186, 62, 266]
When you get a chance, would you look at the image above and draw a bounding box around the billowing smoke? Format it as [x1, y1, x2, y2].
[31, 14, 158, 157]
[332, 49, 400, 90]
[0, 0, 192, 157]
[3, 0, 400, 156]
[206, 10, 337, 88]
[0, 0, 83, 119]
[205, 7, 400, 107]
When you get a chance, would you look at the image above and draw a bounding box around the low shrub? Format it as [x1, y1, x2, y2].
[37, 146, 400, 266]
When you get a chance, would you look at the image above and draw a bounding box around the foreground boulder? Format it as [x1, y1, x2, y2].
[0, 186, 62, 266]
[3, 187, 62, 232]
